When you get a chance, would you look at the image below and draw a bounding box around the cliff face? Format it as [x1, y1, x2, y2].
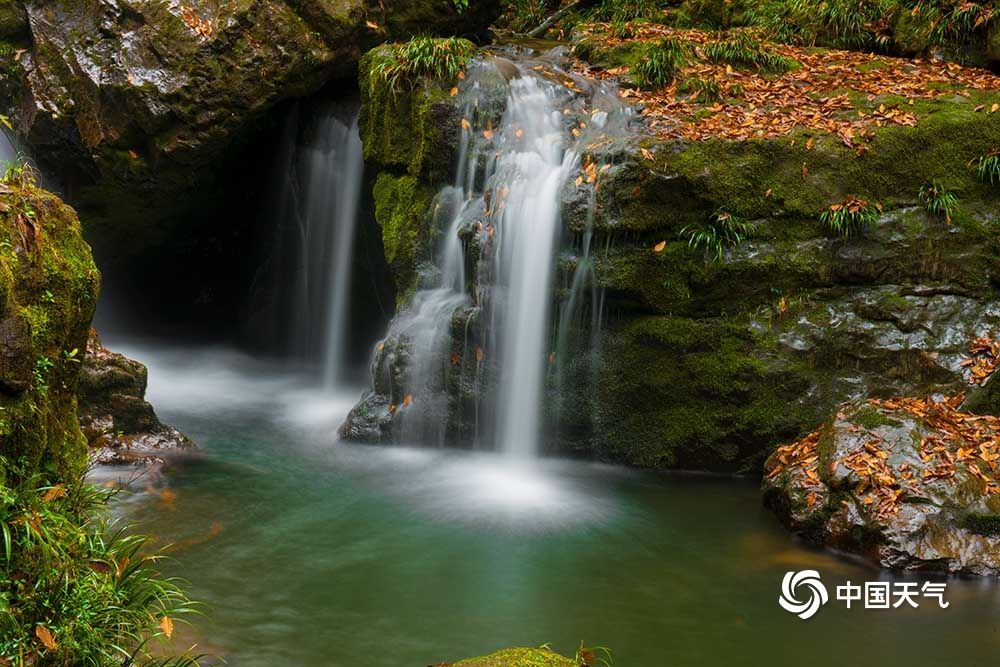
[0, 168, 99, 481]
[344, 34, 1000, 471]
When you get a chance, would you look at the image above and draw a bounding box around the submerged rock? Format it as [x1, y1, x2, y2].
[763, 396, 1000, 575]
[445, 647, 577, 667]
[78, 329, 193, 465]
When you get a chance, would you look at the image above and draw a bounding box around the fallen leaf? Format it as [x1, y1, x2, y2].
[160, 616, 174, 640]
[653, 240, 666, 252]
[402, 394, 413, 407]
[35, 625, 57, 651]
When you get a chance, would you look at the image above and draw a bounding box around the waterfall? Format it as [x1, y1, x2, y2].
[489, 77, 579, 458]
[268, 105, 364, 388]
[343, 50, 632, 456]
[0, 130, 16, 169]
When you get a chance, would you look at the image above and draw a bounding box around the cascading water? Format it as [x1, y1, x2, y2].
[488, 77, 580, 458]
[266, 105, 364, 388]
[343, 48, 633, 456]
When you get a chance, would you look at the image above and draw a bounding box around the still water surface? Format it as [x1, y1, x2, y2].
[105, 343, 1000, 667]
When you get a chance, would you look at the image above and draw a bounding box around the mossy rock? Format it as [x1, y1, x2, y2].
[358, 42, 469, 184]
[371, 172, 436, 300]
[0, 179, 100, 482]
[448, 647, 577, 667]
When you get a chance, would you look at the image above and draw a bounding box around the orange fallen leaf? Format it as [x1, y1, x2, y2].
[42, 486, 65, 503]
[160, 616, 174, 639]
[652, 240, 666, 252]
[449, 87, 458, 97]
[35, 625, 57, 650]
[402, 394, 413, 407]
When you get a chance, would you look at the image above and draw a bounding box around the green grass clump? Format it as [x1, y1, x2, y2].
[681, 210, 757, 261]
[745, 0, 895, 50]
[369, 37, 476, 95]
[680, 75, 721, 102]
[971, 149, 1000, 185]
[702, 30, 797, 72]
[820, 197, 880, 237]
[588, 0, 666, 23]
[918, 180, 958, 223]
[635, 37, 690, 89]
[0, 465, 200, 666]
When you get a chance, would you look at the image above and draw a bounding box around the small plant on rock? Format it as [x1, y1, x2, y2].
[972, 149, 1000, 185]
[370, 37, 476, 94]
[634, 37, 690, 89]
[918, 180, 958, 224]
[820, 197, 880, 237]
[681, 209, 757, 261]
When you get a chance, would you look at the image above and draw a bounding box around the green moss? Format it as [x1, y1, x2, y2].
[853, 405, 901, 429]
[359, 43, 470, 183]
[591, 315, 817, 470]
[0, 182, 99, 483]
[961, 512, 1000, 537]
[450, 647, 577, 667]
[372, 172, 435, 301]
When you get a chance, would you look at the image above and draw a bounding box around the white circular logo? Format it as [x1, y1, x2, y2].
[779, 570, 829, 620]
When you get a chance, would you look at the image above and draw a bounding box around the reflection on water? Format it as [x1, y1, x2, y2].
[102, 342, 1000, 667]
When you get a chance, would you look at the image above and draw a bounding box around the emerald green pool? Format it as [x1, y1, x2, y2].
[107, 345, 1000, 667]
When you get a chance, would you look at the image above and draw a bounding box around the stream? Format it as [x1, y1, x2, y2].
[101, 342, 1000, 667]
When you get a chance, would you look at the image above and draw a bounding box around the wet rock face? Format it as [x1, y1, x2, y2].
[5, 0, 499, 272]
[763, 397, 1000, 575]
[78, 330, 192, 465]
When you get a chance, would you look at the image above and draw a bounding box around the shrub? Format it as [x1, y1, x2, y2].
[820, 197, 880, 237]
[0, 467, 200, 666]
[680, 210, 757, 261]
[918, 180, 958, 223]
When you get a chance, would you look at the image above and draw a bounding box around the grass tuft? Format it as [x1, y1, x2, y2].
[918, 180, 958, 223]
[634, 37, 690, 89]
[820, 197, 880, 237]
[680, 210, 757, 261]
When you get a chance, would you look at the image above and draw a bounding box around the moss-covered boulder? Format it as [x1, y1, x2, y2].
[763, 396, 1000, 574]
[0, 171, 100, 481]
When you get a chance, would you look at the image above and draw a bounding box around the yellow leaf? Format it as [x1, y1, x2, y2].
[653, 240, 666, 253]
[805, 138, 814, 151]
[460, 118, 471, 131]
[449, 87, 458, 97]
[160, 616, 174, 639]
[35, 625, 57, 650]
[42, 485, 66, 503]
[640, 147, 654, 161]
[365, 20, 380, 30]
[991, 103, 999, 114]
